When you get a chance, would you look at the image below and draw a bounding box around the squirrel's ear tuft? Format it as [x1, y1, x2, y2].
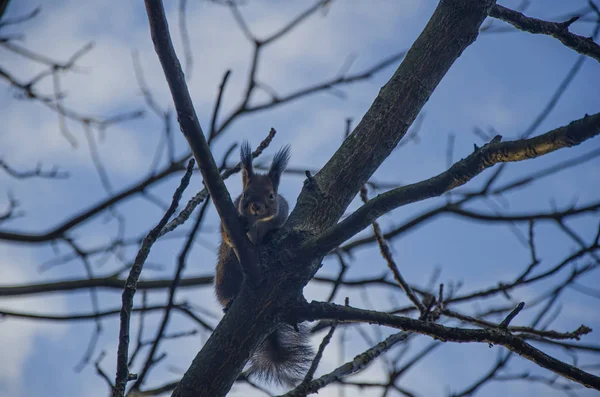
[241, 140, 253, 188]
[268, 145, 291, 192]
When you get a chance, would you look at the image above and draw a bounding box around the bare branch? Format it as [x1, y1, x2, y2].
[178, 0, 193, 80]
[0, 156, 187, 242]
[443, 308, 592, 341]
[0, 159, 69, 179]
[306, 114, 600, 257]
[359, 186, 425, 314]
[112, 159, 195, 397]
[499, 302, 525, 328]
[209, 70, 231, 141]
[131, 195, 211, 391]
[521, 52, 590, 138]
[302, 301, 600, 390]
[296, 322, 337, 392]
[448, 201, 600, 222]
[263, 0, 331, 46]
[280, 331, 409, 397]
[0, 6, 39, 28]
[95, 351, 115, 391]
[489, 4, 600, 63]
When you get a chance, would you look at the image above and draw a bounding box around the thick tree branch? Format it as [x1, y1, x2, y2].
[301, 301, 600, 390]
[489, 4, 600, 63]
[287, 0, 497, 234]
[305, 114, 600, 256]
[144, 0, 256, 279]
[342, 146, 600, 252]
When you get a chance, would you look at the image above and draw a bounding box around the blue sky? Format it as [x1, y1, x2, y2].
[1, 1, 599, 396]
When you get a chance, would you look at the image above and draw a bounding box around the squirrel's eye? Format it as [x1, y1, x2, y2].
[269, 193, 275, 200]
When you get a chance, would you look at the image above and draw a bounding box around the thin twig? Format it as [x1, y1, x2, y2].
[131, 195, 211, 390]
[112, 159, 195, 397]
[359, 186, 425, 314]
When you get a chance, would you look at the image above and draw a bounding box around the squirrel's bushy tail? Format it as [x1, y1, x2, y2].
[248, 323, 313, 387]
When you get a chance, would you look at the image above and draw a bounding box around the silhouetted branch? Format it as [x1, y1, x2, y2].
[302, 301, 600, 390]
[359, 186, 425, 314]
[281, 331, 410, 397]
[0, 159, 69, 179]
[131, 195, 211, 391]
[178, 0, 193, 80]
[112, 159, 195, 397]
[145, 0, 256, 280]
[307, 114, 600, 256]
[489, 4, 600, 63]
[0, 155, 188, 242]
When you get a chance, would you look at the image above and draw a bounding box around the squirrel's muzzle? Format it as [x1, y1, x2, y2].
[249, 201, 265, 216]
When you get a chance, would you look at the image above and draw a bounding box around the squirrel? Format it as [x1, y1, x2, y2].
[215, 141, 313, 386]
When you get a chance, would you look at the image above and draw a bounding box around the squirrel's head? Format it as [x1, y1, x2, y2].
[238, 141, 290, 222]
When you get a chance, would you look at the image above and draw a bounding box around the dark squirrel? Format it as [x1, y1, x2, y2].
[215, 142, 312, 386]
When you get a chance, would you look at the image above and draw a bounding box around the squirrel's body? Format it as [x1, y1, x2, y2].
[214, 142, 312, 386]
[215, 193, 288, 307]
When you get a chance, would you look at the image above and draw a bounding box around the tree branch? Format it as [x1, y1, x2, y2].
[489, 4, 600, 63]
[112, 160, 195, 397]
[305, 113, 600, 256]
[359, 186, 425, 314]
[131, 196, 211, 391]
[287, 0, 497, 235]
[144, 0, 256, 280]
[281, 331, 410, 397]
[0, 157, 188, 243]
[0, 275, 214, 297]
[301, 301, 600, 390]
